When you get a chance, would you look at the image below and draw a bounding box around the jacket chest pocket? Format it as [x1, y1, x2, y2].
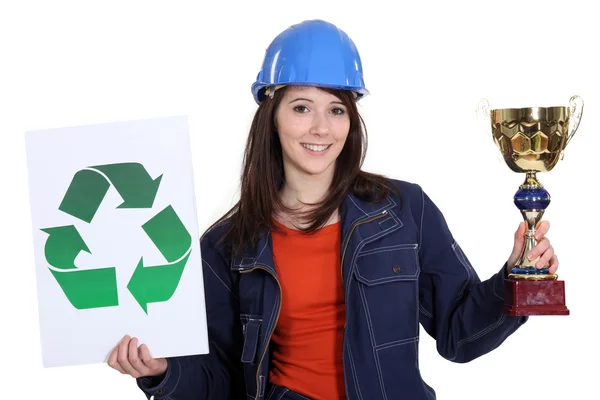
[353, 244, 419, 345]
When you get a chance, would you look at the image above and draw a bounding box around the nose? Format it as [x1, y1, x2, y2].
[309, 111, 330, 136]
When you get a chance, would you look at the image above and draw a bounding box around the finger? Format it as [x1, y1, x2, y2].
[527, 237, 550, 261]
[107, 344, 127, 374]
[535, 245, 554, 269]
[511, 222, 527, 255]
[514, 221, 527, 240]
[140, 345, 169, 377]
[117, 335, 140, 378]
[128, 337, 149, 377]
[535, 220, 550, 240]
[549, 254, 559, 275]
[139, 344, 158, 370]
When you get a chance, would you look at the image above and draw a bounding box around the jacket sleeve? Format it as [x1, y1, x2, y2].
[136, 231, 245, 399]
[416, 186, 528, 363]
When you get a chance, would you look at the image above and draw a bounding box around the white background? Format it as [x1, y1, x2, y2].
[1, 0, 598, 399]
[25, 116, 208, 368]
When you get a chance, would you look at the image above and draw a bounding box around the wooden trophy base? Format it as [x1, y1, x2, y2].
[502, 278, 569, 316]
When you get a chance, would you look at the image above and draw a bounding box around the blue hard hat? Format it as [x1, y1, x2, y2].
[251, 19, 369, 104]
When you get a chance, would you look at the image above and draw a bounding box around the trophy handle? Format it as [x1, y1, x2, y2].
[477, 98, 490, 119]
[476, 98, 491, 133]
[566, 95, 584, 147]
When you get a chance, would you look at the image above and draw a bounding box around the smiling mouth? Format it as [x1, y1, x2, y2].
[301, 143, 332, 152]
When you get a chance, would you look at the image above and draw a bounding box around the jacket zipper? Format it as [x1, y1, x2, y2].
[240, 265, 281, 400]
[340, 209, 388, 278]
[340, 209, 389, 324]
[340, 209, 388, 398]
[243, 209, 388, 400]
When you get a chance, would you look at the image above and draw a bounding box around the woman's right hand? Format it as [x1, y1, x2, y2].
[107, 335, 168, 379]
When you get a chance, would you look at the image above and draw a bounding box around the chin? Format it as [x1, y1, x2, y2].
[299, 162, 335, 177]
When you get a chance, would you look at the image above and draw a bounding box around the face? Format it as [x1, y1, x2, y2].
[274, 86, 351, 180]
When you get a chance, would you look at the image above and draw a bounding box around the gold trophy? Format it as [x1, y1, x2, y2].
[478, 95, 583, 315]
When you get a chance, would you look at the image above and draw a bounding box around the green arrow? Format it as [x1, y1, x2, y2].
[58, 169, 111, 223]
[127, 251, 191, 314]
[92, 163, 162, 209]
[41, 225, 119, 309]
[48, 267, 119, 310]
[41, 225, 90, 269]
[141, 205, 192, 262]
[127, 205, 192, 313]
[58, 163, 162, 223]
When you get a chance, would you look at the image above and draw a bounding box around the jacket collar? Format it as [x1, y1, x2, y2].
[230, 191, 398, 271]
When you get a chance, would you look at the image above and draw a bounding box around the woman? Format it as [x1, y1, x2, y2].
[108, 19, 558, 400]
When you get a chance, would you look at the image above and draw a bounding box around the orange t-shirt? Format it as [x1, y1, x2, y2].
[268, 220, 347, 400]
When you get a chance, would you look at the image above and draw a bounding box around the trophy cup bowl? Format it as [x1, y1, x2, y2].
[478, 95, 583, 316]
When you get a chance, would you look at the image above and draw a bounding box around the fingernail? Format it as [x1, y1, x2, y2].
[527, 252, 534, 260]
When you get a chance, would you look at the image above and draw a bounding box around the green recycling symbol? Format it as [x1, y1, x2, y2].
[41, 162, 191, 314]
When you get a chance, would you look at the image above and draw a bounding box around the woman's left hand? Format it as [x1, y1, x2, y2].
[506, 221, 558, 275]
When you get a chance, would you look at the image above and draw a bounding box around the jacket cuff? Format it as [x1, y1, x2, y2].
[492, 262, 528, 324]
[491, 262, 509, 302]
[137, 358, 180, 398]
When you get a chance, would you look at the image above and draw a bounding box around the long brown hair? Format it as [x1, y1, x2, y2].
[211, 86, 398, 257]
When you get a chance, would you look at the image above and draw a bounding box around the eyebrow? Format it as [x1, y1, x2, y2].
[288, 97, 345, 106]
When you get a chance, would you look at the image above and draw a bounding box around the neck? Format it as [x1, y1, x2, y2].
[280, 174, 332, 210]
[279, 166, 335, 211]
[275, 158, 341, 229]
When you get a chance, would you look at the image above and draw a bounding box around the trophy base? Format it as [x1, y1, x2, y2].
[502, 278, 569, 316]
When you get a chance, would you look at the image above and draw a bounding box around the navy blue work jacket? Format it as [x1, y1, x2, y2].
[137, 179, 527, 399]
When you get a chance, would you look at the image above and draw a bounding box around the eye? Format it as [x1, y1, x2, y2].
[293, 105, 309, 113]
[331, 107, 346, 116]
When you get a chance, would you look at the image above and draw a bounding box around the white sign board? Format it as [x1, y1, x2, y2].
[25, 115, 208, 368]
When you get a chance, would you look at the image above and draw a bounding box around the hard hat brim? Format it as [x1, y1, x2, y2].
[252, 81, 369, 104]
